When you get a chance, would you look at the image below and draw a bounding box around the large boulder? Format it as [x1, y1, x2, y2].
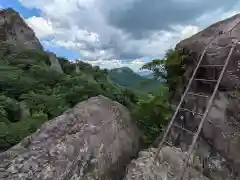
[0, 8, 43, 50]
[176, 13, 240, 90]
[160, 92, 240, 180]
[124, 147, 209, 180]
[163, 14, 240, 180]
[0, 95, 140, 180]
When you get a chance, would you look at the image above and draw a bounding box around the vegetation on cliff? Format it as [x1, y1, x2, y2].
[0, 38, 190, 149]
[134, 48, 190, 145]
[109, 67, 162, 93]
[0, 42, 138, 149]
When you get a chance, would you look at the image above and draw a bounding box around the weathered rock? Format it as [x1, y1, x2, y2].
[19, 101, 30, 121]
[124, 147, 209, 180]
[0, 8, 43, 50]
[75, 64, 81, 74]
[164, 14, 240, 179]
[0, 95, 140, 180]
[48, 52, 64, 74]
[124, 13, 240, 180]
[176, 13, 240, 90]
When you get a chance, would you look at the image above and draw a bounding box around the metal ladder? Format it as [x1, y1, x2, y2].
[153, 22, 240, 180]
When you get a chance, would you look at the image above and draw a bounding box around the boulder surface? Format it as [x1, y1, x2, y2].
[0, 95, 140, 180]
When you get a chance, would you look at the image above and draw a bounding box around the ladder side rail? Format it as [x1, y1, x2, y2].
[177, 44, 236, 180]
[153, 34, 218, 162]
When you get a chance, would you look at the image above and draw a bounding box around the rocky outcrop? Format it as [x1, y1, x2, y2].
[176, 13, 240, 90]
[0, 95, 140, 180]
[0, 8, 43, 50]
[124, 93, 240, 180]
[48, 52, 64, 74]
[124, 14, 240, 180]
[124, 147, 209, 180]
[155, 14, 240, 179]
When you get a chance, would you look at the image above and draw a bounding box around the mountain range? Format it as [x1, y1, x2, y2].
[109, 67, 162, 93]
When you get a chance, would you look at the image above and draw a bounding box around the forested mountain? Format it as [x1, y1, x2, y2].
[0, 7, 171, 151]
[0, 42, 138, 149]
[109, 67, 162, 93]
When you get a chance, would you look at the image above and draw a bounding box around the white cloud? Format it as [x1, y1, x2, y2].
[19, 0, 239, 71]
[85, 58, 145, 72]
[20, 0, 200, 61]
[26, 16, 54, 38]
[196, 8, 240, 28]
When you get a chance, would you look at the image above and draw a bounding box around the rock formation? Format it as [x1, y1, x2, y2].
[124, 147, 209, 180]
[124, 14, 240, 180]
[0, 96, 140, 180]
[172, 13, 240, 179]
[48, 52, 64, 74]
[0, 8, 43, 50]
[176, 13, 240, 90]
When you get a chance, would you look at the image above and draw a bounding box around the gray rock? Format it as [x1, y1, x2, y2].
[19, 101, 30, 121]
[0, 95, 140, 180]
[0, 8, 43, 50]
[147, 14, 240, 180]
[124, 147, 209, 180]
[176, 13, 240, 90]
[48, 52, 64, 74]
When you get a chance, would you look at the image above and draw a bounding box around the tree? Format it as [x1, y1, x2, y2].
[132, 86, 172, 145]
[141, 48, 192, 93]
[0, 41, 140, 149]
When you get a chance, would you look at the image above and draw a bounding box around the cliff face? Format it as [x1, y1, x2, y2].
[124, 14, 240, 180]
[0, 8, 43, 50]
[176, 13, 240, 90]
[172, 14, 240, 178]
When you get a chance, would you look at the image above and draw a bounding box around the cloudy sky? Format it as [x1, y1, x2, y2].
[1, 0, 240, 72]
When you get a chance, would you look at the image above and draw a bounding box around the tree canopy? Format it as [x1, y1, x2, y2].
[0, 42, 138, 149]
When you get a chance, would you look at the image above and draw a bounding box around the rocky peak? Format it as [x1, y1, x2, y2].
[0, 8, 43, 50]
[124, 14, 240, 180]
[176, 13, 240, 90]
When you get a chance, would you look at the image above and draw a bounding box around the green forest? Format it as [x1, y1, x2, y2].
[0, 40, 190, 150]
[109, 67, 163, 94]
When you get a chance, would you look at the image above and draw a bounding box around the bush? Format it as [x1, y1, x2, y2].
[0, 42, 139, 149]
[132, 86, 172, 145]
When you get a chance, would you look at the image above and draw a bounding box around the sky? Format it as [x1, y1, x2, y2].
[0, 0, 240, 72]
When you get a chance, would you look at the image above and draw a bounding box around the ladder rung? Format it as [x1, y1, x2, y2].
[173, 124, 196, 135]
[179, 108, 204, 116]
[194, 79, 218, 82]
[199, 65, 224, 67]
[164, 140, 181, 152]
[187, 92, 209, 98]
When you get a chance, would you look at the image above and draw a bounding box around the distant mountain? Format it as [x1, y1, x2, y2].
[109, 67, 162, 93]
[137, 70, 155, 79]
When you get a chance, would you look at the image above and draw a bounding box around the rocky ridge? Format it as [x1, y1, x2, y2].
[0, 8, 43, 50]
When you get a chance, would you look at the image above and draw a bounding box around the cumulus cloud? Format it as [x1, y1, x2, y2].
[19, 0, 240, 71]
[26, 16, 54, 38]
[85, 59, 146, 72]
[108, 0, 239, 38]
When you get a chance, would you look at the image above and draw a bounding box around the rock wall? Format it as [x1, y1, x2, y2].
[124, 147, 209, 180]
[160, 13, 240, 179]
[0, 8, 43, 50]
[0, 95, 140, 180]
[48, 52, 64, 74]
[176, 13, 240, 90]
[124, 13, 240, 180]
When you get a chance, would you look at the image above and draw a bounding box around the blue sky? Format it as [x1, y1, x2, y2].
[1, 0, 240, 71]
[0, 0, 81, 60]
